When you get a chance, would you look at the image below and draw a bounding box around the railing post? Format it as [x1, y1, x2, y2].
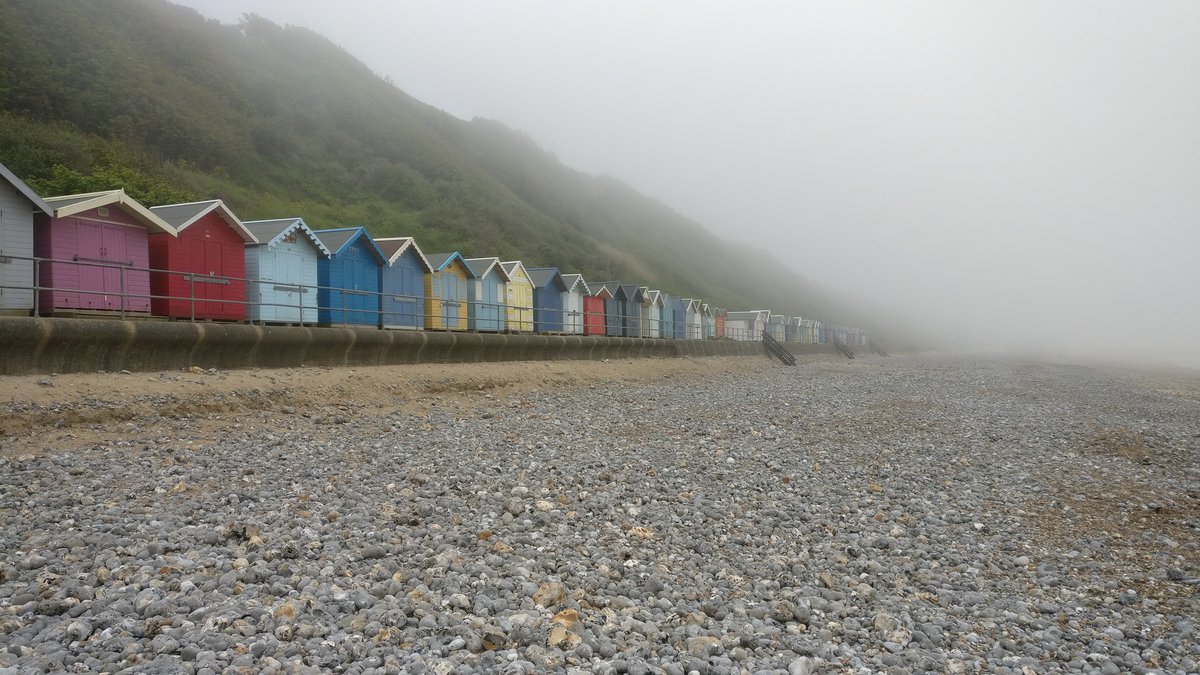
[119, 266, 126, 319]
[189, 274, 196, 322]
[32, 258, 40, 317]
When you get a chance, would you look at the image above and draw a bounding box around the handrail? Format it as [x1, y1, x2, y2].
[0, 253, 871, 343]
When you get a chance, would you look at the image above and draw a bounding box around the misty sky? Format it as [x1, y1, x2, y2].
[179, 1, 1199, 366]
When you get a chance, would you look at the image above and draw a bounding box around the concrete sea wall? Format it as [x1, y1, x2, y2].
[0, 317, 837, 375]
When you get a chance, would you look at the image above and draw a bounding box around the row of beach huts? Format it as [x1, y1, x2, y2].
[0, 160, 871, 346]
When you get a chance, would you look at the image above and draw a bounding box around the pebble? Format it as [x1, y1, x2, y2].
[0, 355, 1195, 672]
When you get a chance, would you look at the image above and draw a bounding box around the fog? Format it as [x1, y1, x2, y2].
[181, 1, 1199, 368]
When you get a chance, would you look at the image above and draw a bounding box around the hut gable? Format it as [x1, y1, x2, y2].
[0, 161, 50, 215]
[312, 227, 387, 263]
[244, 218, 331, 255]
[150, 200, 256, 243]
[44, 190, 176, 235]
[376, 237, 433, 272]
[561, 273, 590, 296]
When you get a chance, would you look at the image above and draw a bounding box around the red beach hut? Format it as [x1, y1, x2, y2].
[583, 291, 606, 336]
[148, 200, 257, 320]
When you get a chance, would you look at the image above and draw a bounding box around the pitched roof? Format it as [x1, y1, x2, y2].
[500, 260, 531, 283]
[526, 267, 567, 291]
[311, 227, 386, 262]
[149, 199, 256, 242]
[463, 257, 511, 281]
[375, 236, 432, 272]
[561, 273, 590, 295]
[243, 218, 331, 256]
[43, 190, 177, 235]
[0, 161, 50, 214]
[618, 283, 644, 303]
[426, 251, 467, 273]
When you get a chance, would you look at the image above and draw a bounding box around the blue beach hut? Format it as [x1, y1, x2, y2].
[463, 257, 510, 332]
[311, 227, 385, 326]
[527, 267, 568, 334]
[243, 218, 330, 324]
[375, 237, 432, 330]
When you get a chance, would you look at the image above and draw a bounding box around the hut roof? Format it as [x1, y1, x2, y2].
[44, 189, 177, 235]
[375, 236, 432, 272]
[150, 199, 256, 242]
[243, 218, 331, 255]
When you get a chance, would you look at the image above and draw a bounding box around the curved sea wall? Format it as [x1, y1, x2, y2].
[0, 317, 834, 375]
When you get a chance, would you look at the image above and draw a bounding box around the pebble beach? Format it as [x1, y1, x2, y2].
[1, 354, 1197, 674]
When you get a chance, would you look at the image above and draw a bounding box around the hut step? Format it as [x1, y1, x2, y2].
[833, 337, 856, 359]
[762, 332, 797, 366]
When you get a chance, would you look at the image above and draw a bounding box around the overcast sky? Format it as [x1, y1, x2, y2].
[179, 1, 1199, 366]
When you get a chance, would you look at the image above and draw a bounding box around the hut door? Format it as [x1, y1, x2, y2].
[74, 223, 105, 309]
[280, 251, 302, 322]
[442, 273, 458, 328]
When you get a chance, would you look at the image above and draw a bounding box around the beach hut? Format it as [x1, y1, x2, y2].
[149, 200, 257, 321]
[590, 282, 622, 337]
[617, 283, 644, 337]
[500, 261, 534, 332]
[0, 161, 50, 315]
[426, 252, 471, 331]
[312, 227, 385, 326]
[725, 310, 770, 340]
[376, 237, 432, 330]
[592, 282, 643, 337]
[714, 307, 727, 340]
[243, 218, 330, 324]
[720, 309, 768, 341]
[804, 319, 820, 344]
[527, 267, 568, 334]
[35, 190, 177, 315]
[767, 314, 787, 341]
[701, 303, 716, 339]
[671, 297, 690, 339]
[681, 298, 702, 339]
[463, 257, 510, 332]
[583, 283, 606, 336]
[659, 292, 674, 340]
[642, 290, 666, 338]
[561, 273, 590, 335]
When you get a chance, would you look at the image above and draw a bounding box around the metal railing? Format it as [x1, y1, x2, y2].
[0, 254, 782, 339]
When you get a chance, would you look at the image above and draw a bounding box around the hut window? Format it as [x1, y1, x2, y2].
[97, 207, 110, 217]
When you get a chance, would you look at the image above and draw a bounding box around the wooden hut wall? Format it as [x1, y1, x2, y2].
[501, 262, 534, 332]
[426, 256, 470, 331]
[149, 204, 252, 321]
[464, 259, 506, 332]
[583, 294, 606, 335]
[379, 241, 429, 330]
[244, 222, 323, 324]
[316, 229, 382, 326]
[528, 268, 567, 334]
[659, 293, 673, 340]
[0, 165, 45, 313]
[35, 205, 156, 315]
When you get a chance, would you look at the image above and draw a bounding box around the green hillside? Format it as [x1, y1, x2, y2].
[0, 0, 867, 325]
